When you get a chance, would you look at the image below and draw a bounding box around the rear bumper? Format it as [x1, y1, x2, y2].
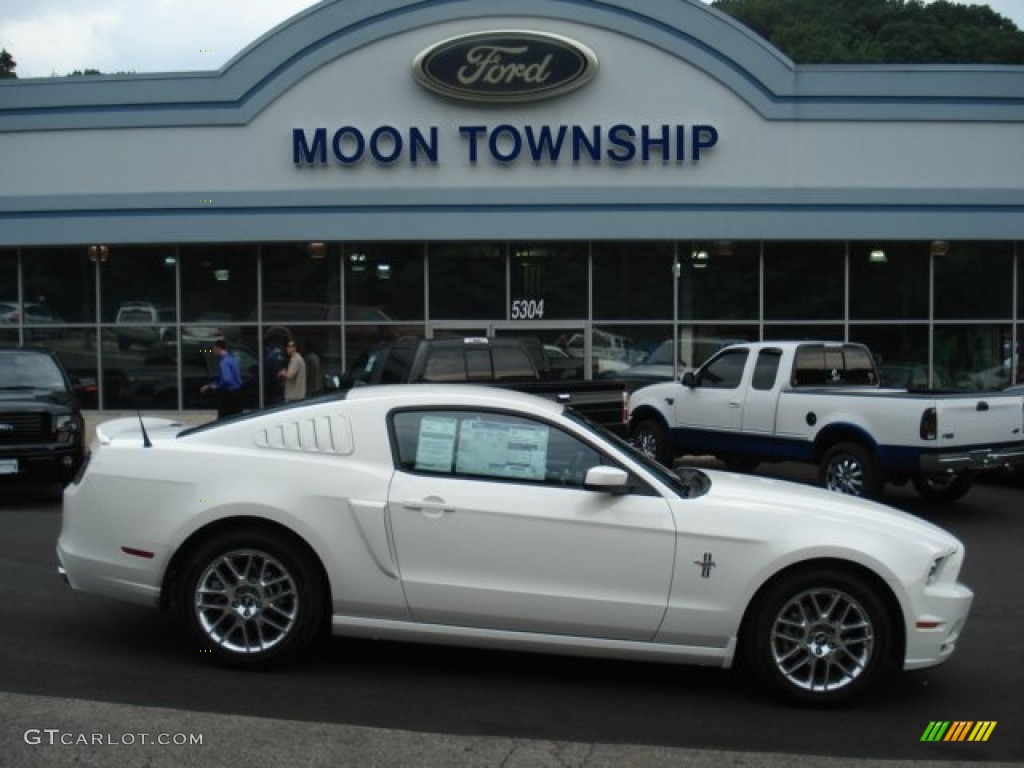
[919, 442, 1024, 473]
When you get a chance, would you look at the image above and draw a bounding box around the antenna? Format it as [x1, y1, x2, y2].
[137, 411, 152, 448]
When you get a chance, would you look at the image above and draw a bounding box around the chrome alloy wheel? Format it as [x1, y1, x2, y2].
[633, 428, 659, 460]
[769, 587, 874, 693]
[824, 455, 866, 496]
[194, 549, 299, 654]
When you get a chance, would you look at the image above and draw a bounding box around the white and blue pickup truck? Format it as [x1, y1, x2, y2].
[626, 341, 1024, 501]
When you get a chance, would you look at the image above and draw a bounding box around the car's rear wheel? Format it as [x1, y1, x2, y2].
[742, 569, 892, 705]
[178, 530, 325, 667]
[631, 418, 673, 466]
[819, 442, 883, 499]
[912, 470, 974, 502]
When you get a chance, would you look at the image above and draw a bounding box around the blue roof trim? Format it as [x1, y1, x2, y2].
[1, 187, 1020, 244]
[1, 0, 1023, 132]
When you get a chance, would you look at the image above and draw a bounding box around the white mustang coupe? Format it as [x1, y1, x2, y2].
[58, 385, 972, 704]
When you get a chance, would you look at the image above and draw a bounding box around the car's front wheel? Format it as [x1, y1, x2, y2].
[178, 530, 325, 667]
[742, 569, 892, 705]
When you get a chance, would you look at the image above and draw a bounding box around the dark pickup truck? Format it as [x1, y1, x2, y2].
[344, 337, 643, 433]
[0, 346, 87, 487]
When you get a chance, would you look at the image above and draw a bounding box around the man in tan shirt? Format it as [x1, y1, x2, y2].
[277, 339, 307, 401]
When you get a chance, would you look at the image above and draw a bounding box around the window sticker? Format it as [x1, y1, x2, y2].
[414, 416, 458, 472]
[456, 419, 549, 481]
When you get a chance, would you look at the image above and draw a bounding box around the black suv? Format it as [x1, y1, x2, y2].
[0, 347, 86, 487]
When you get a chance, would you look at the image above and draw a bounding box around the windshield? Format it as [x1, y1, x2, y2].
[563, 409, 710, 499]
[0, 351, 66, 389]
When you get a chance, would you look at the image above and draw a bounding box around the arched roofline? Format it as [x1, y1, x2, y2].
[1, 0, 1023, 132]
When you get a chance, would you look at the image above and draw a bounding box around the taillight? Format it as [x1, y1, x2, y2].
[920, 407, 937, 441]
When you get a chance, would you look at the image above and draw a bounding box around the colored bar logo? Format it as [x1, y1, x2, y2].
[921, 721, 997, 742]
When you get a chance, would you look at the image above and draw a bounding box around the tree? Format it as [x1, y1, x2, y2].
[0, 48, 16, 79]
[711, 0, 1024, 63]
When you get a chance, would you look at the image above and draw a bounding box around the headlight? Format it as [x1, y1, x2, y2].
[54, 414, 83, 444]
[926, 549, 956, 585]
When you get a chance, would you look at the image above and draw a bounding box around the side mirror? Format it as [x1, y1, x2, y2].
[681, 371, 697, 388]
[583, 465, 632, 495]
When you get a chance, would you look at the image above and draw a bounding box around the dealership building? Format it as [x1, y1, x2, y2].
[1, 0, 1022, 409]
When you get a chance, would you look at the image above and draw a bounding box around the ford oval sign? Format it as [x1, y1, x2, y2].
[413, 30, 598, 103]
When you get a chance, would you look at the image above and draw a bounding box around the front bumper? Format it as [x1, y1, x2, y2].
[0, 444, 84, 483]
[903, 581, 974, 671]
[919, 442, 1024, 474]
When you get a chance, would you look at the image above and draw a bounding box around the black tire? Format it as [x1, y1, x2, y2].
[819, 442, 883, 499]
[178, 530, 325, 668]
[631, 418, 673, 466]
[912, 470, 974, 503]
[741, 569, 892, 706]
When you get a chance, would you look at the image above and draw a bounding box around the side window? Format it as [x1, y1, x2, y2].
[464, 349, 493, 380]
[379, 344, 416, 384]
[391, 410, 603, 487]
[422, 349, 466, 382]
[793, 345, 826, 387]
[752, 348, 782, 390]
[793, 344, 878, 387]
[842, 346, 878, 385]
[696, 349, 749, 389]
[491, 346, 536, 380]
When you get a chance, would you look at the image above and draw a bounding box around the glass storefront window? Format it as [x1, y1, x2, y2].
[678, 241, 760, 321]
[763, 242, 845, 321]
[44, 330, 99, 407]
[1014, 324, 1022, 386]
[934, 241, 1013, 320]
[849, 242, 929, 320]
[180, 244, 257, 325]
[0, 250, 17, 342]
[592, 242, 673, 321]
[21, 247, 97, 324]
[428, 243, 504, 320]
[344, 243, 424, 323]
[934, 324, 1012, 391]
[100, 246, 178, 326]
[763, 324, 845, 343]
[509, 242, 588, 321]
[850, 325, 935, 388]
[261, 243, 341, 323]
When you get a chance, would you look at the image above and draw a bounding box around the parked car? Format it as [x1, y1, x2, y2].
[0, 300, 65, 339]
[115, 301, 175, 351]
[59, 385, 973, 705]
[0, 346, 86, 487]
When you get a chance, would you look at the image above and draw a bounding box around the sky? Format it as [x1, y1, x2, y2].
[2, 0, 1023, 79]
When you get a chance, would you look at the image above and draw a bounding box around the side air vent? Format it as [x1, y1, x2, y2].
[255, 413, 354, 455]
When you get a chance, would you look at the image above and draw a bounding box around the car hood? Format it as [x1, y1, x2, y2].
[695, 466, 961, 551]
[0, 388, 76, 409]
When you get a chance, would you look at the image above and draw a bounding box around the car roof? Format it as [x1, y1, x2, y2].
[344, 383, 565, 414]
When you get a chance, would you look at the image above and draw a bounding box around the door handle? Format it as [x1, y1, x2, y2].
[401, 497, 454, 518]
[728, 401, 742, 408]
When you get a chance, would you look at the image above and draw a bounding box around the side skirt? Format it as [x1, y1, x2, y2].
[331, 615, 735, 668]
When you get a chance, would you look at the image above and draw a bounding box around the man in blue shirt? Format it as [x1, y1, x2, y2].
[201, 339, 244, 419]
